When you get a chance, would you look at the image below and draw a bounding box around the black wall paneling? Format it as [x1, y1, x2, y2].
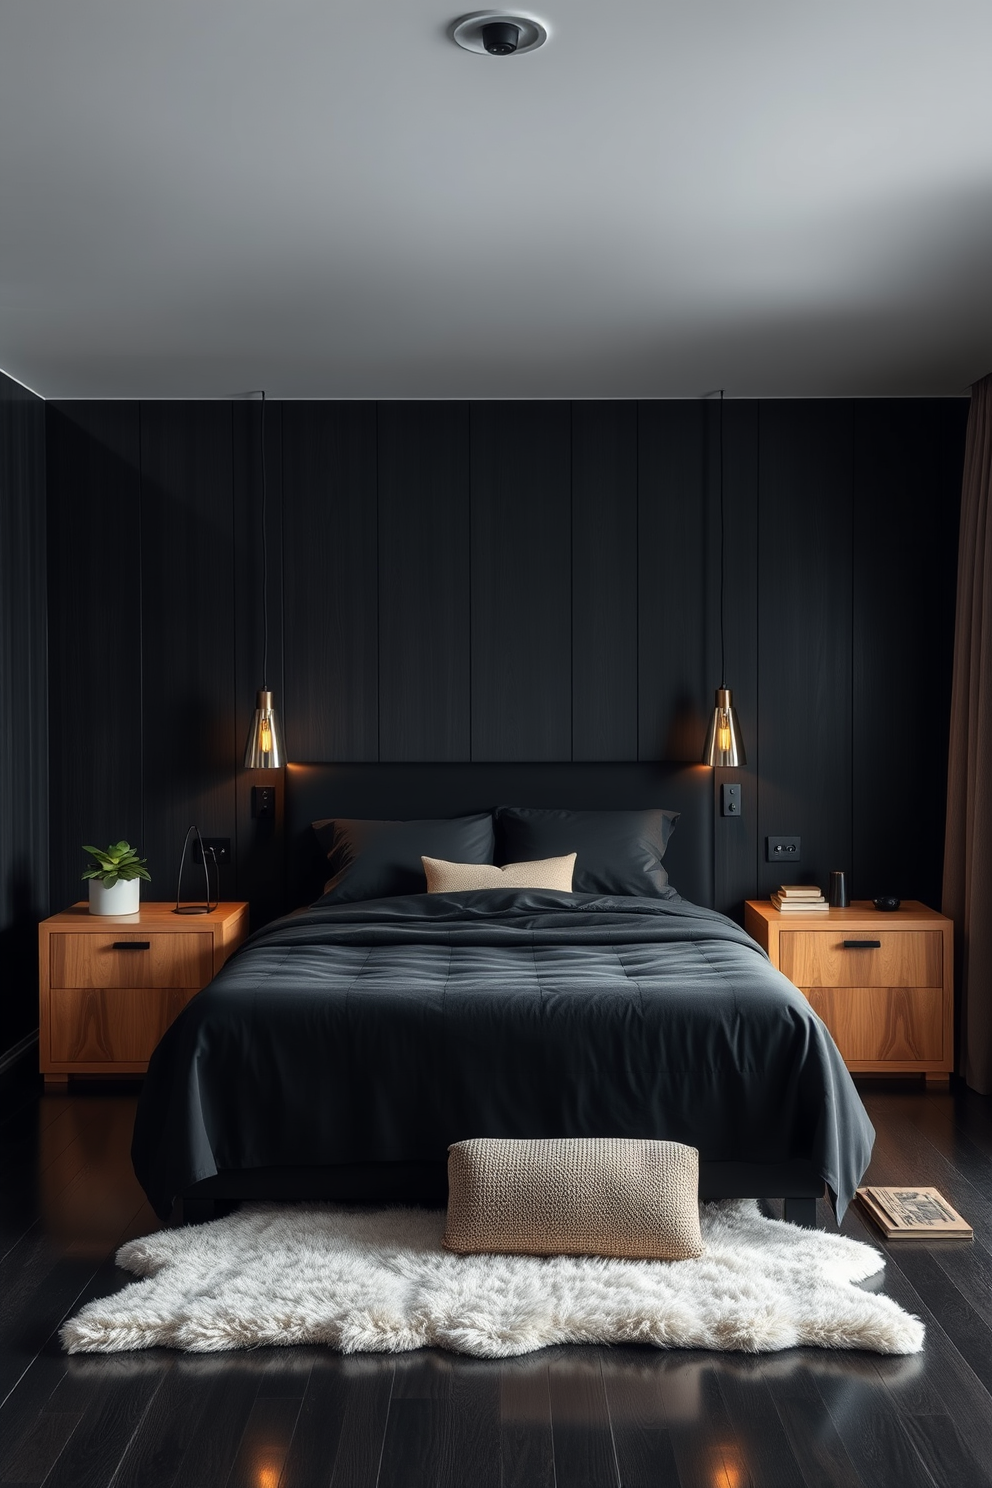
[378, 403, 471, 761]
[139, 402, 238, 898]
[0, 372, 46, 1058]
[470, 401, 572, 761]
[234, 399, 286, 926]
[757, 401, 855, 900]
[282, 403, 378, 762]
[713, 400, 760, 917]
[42, 396, 967, 928]
[637, 400, 712, 762]
[571, 402, 638, 761]
[852, 399, 966, 908]
[46, 404, 142, 916]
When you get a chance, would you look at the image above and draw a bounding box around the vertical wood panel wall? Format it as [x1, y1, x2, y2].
[44, 398, 967, 925]
[0, 372, 47, 1059]
[756, 402, 856, 900]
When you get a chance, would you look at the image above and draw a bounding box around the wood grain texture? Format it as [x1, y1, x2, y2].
[548, 1354, 619, 1488]
[805, 985, 944, 1063]
[0, 373, 47, 1058]
[139, 402, 238, 891]
[378, 402, 471, 761]
[282, 402, 378, 761]
[48, 986, 202, 1064]
[223, 1393, 303, 1488]
[499, 1358, 555, 1488]
[756, 400, 854, 899]
[571, 401, 638, 761]
[852, 399, 968, 908]
[601, 1349, 683, 1488]
[50, 932, 212, 989]
[637, 400, 711, 762]
[747, 900, 953, 1075]
[779, 929, 942, 988]
[470, 401, 572, 760]
[38, 902, 247, 1077]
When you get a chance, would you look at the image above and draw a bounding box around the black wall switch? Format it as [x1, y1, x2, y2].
[252, 785, 276, 820]
[721, 783, 742, 818]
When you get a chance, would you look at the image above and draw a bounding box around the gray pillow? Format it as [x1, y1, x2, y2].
[493, 806, 678, 897]
[312, 814, 495, 905]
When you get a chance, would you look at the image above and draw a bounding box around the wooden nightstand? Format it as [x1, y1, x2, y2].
[38, 901, 249, 1088]
[744, 900, 953, 1084]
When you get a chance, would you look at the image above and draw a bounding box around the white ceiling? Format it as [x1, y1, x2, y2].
[2, 0, 991, 399]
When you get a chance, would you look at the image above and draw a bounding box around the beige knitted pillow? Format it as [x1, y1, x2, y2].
[422, 853, 576, 893]
[443, 1137, 703, 1260]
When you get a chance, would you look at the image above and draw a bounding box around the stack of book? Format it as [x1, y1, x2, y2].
[771, 885, 828, 913]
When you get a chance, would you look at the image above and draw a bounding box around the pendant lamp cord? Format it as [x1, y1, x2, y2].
[260, 390, 268, 692]
[719, 388, 726, 689]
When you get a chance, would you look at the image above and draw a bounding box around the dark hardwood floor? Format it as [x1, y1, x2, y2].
[2, 1061, 992, 1488]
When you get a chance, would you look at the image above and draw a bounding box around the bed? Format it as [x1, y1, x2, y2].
[131, 763, 875, 1226]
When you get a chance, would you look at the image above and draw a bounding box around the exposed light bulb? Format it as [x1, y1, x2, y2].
[717, 713, 731, 754]
[244, 689, 282, 769]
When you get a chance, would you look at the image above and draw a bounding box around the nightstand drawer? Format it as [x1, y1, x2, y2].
[779, 930, 941, 989]
[805, 986, 943, 1063]
[49, 986, 201, 1063]
[50, 932, 213, 989]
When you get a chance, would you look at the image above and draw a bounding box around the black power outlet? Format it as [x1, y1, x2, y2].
[193, 837, 231, 865]
[766, 835, 801, 864]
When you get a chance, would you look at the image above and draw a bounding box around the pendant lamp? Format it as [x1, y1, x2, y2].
[702, 391, 746, 767]
[243, 392, 283, 769]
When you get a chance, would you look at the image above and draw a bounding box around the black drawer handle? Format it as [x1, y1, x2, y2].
[843, 939, 881, 950]
[111, 941, 150, 951]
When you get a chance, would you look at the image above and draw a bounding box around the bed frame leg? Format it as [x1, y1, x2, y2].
[783, 1197, 818, 1228]
[179, 1197, 219, 1225]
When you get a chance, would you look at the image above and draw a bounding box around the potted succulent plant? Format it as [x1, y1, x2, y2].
[82, 841, 151, 915]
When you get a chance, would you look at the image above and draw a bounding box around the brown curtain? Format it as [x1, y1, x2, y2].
[944, 372, 992, 1092]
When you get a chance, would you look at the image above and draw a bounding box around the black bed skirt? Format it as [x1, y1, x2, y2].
[176, 1158, 825, 1219]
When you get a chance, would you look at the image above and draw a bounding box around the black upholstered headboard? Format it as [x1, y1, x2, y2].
[285, 762, 714, 909]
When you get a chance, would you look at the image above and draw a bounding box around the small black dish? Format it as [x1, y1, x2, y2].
[872, 895, 901, 912]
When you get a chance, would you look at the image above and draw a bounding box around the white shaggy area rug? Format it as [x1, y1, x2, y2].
[61, 1200, 924, 1357]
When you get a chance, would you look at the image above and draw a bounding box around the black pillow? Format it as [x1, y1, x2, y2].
[312, 814, 495, 905]
[493, 807, 679, 898]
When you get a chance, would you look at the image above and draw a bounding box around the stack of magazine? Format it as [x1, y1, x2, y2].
[770, 885, 828, 913]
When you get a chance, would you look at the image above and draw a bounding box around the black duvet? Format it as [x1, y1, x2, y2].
[132, 891, 874, 1219]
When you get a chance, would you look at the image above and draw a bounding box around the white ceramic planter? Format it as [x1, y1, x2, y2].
[88, 878, 140, 915]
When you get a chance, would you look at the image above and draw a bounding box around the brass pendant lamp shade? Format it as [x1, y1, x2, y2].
[703, 687, 746, 767]
[702, 391, 747, 767]
[242, 391, 282, 770]
[244, 688, 283, 768]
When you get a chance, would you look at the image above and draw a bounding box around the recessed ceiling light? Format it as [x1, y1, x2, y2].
[450, 11, 549, 56]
